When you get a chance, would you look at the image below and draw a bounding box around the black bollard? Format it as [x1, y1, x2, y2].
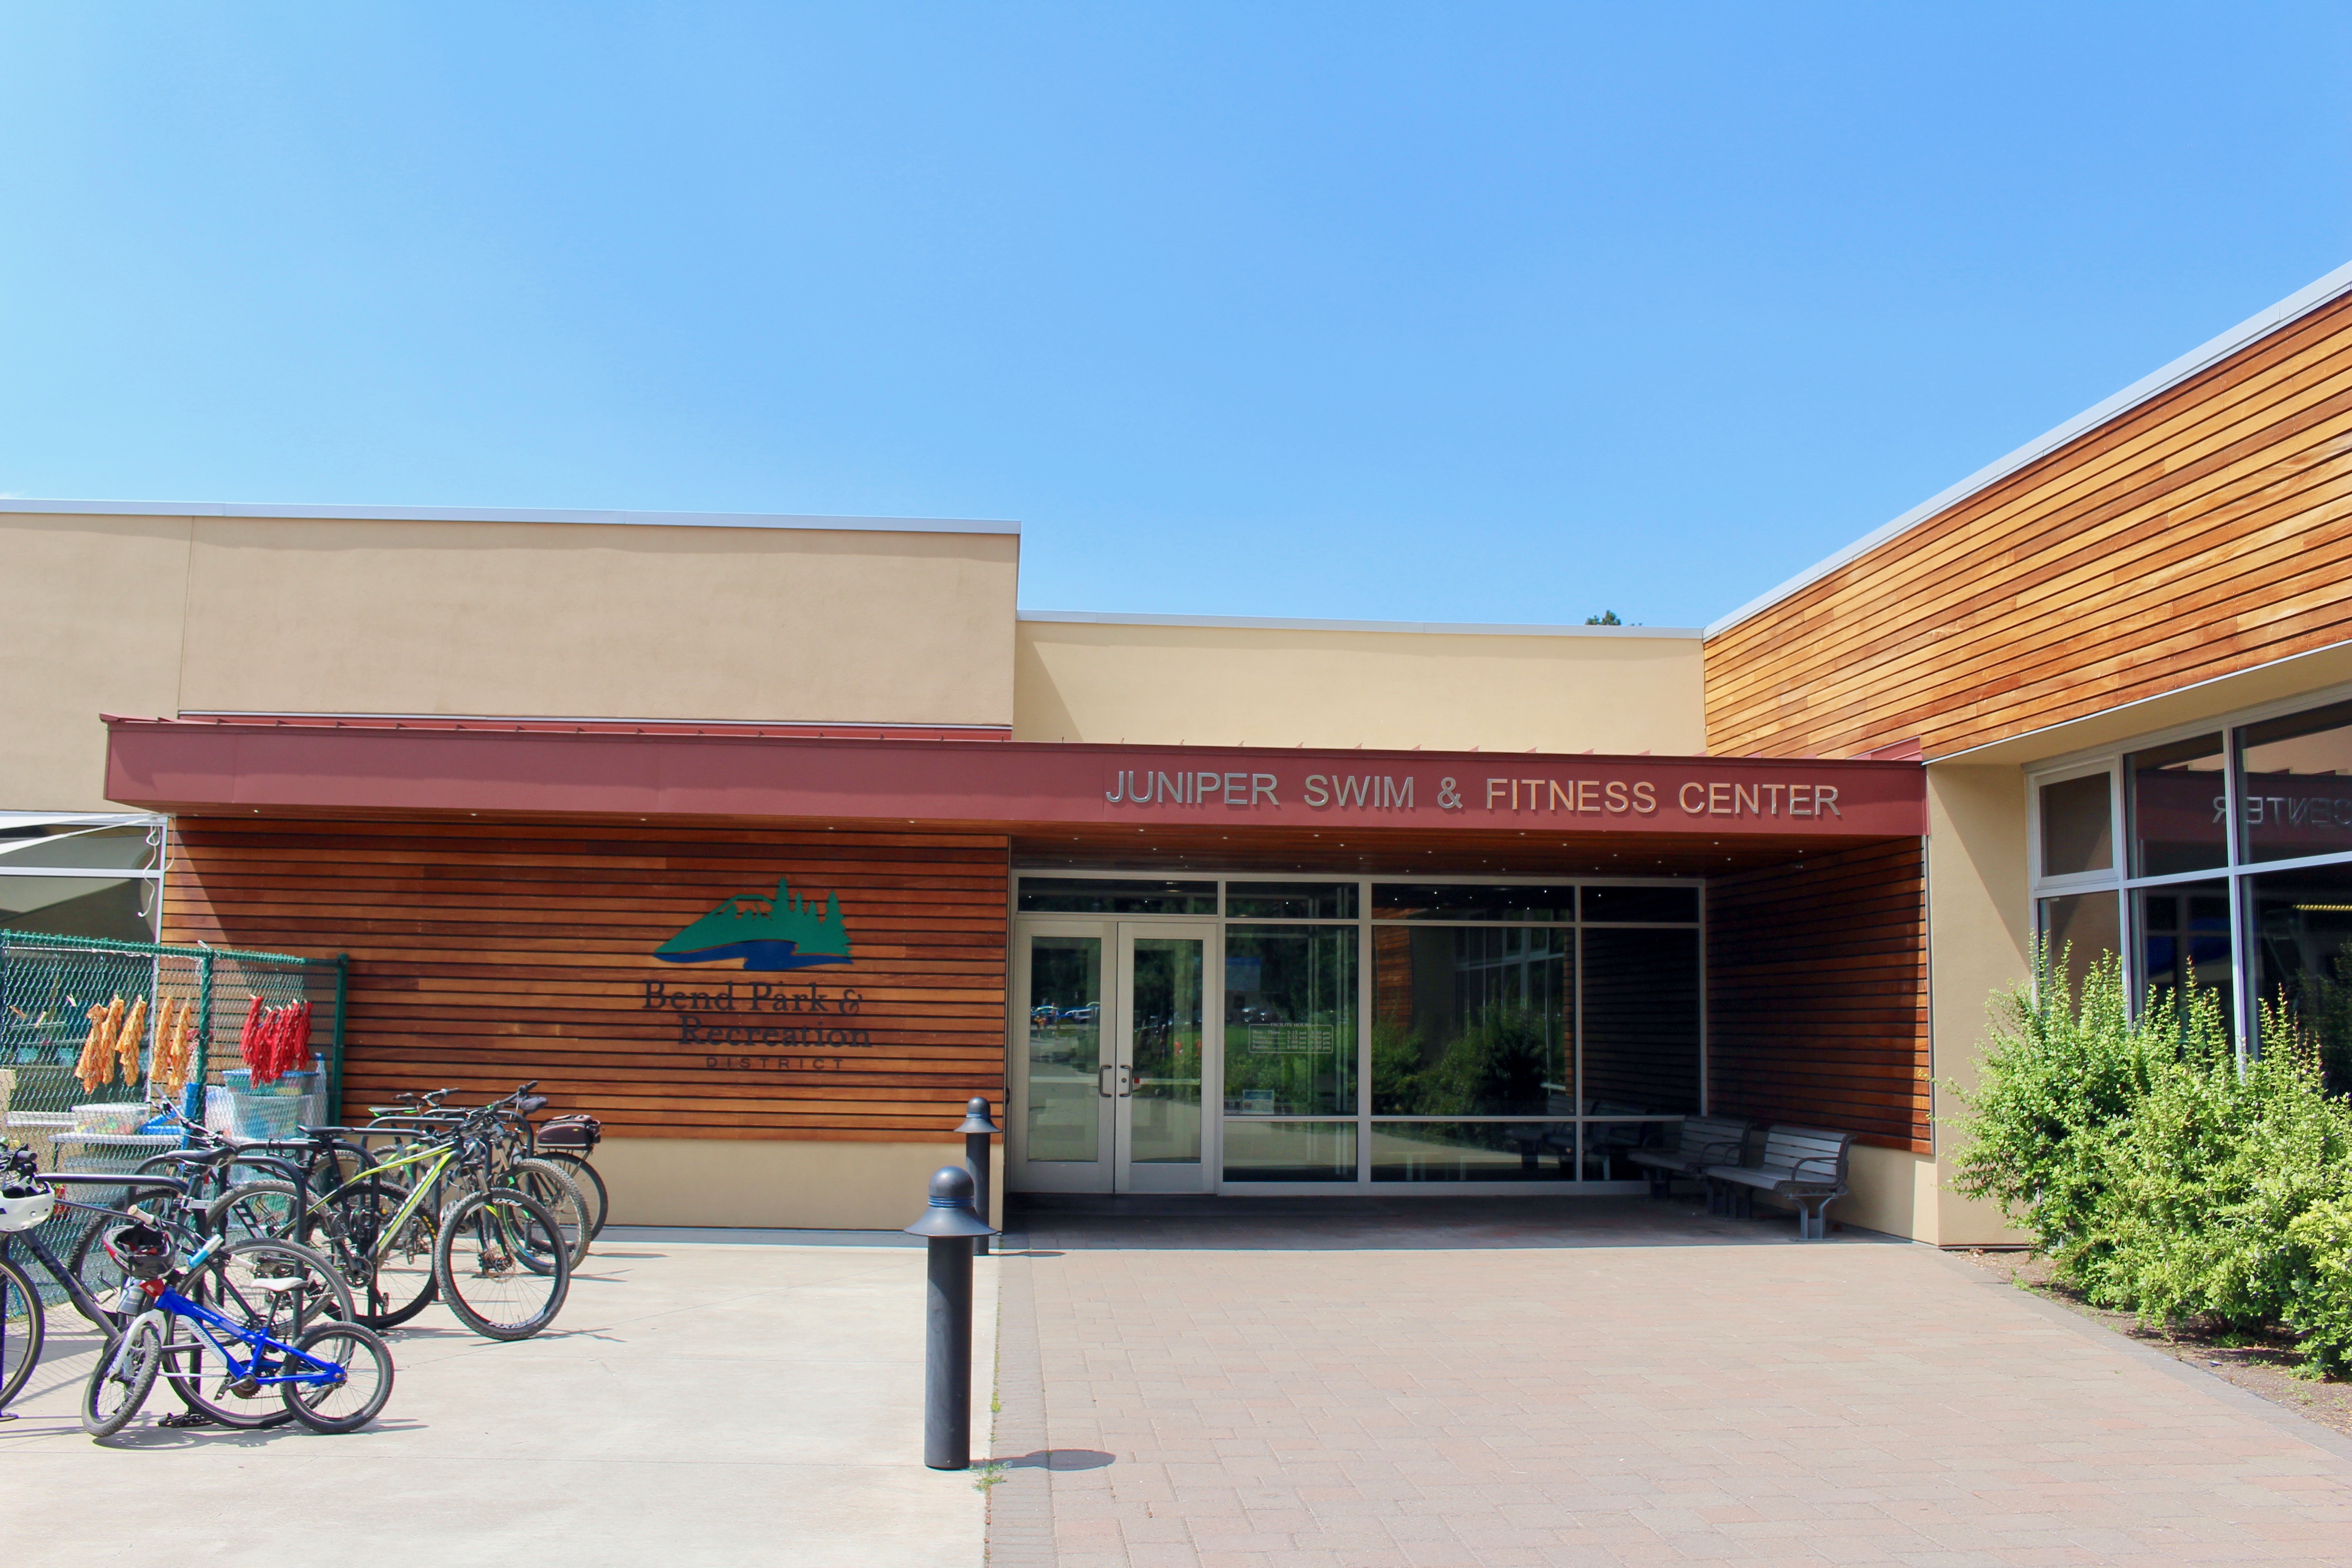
[956, 1097, 1001, 1255]
[904, 1165, 997, 1470]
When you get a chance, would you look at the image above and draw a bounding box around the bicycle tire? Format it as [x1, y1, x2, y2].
[206, 1180, 303, 1244]
[82, 1314, 162, 1437]
[64, 1215, 132, 1332]
[319, 1179, 440, 1330]
[535, 1151, 608, 1238]
[168, 1238, 354, 1429]
[0, 1254, 44, 1412]
[506, 1158, 591, 1269]
[432, 1188, 569, 1341]
[282, 1321, 395, 1433]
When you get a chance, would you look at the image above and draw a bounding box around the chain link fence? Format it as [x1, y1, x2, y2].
[0, 929, 346, 1169]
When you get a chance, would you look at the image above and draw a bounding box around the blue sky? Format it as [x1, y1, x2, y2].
[2, 5, 2346, 627]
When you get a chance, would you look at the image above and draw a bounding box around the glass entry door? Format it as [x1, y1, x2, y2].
[1010, 920, 1212, 1193]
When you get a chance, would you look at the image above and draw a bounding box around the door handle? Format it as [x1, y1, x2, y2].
[1116, 1065, 1134, 1098]
[1098, 1065, 1116, 1098]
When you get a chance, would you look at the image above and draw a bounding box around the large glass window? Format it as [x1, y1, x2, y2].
[2037, 890, 2121, 1004]
[2130, 734, 2228, 877]
[2251, 864, 2352, 1093]
[1222, 925, 1357, 1121]
[2239, 701, 2352, 865]
[2135, 882, 2235, 1041]
[1370, 926, 1569, 1116]
[1581, 927, 1701, 1114]
[2038, 773, 2114, 877]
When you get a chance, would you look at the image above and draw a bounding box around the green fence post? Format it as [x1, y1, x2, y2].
[191, 946, 214, 1122]
[328, 954, 348, 1124]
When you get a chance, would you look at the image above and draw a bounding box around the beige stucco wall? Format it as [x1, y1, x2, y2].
[177, 516, 1017, 727]
[1, 510, 1019, 810]
[1013, 619, 1707, 753]
[1923, 763, 2035, 1247]
[0, 513, 196, 809]
[599, 1138, 1005, 1230]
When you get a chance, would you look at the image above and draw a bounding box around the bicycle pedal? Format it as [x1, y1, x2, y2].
[158, 1410, 216, 1428]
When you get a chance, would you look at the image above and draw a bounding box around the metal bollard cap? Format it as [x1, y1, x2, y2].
[954, 1096, 1001, 1136]
[905, 1164, 997, 1238]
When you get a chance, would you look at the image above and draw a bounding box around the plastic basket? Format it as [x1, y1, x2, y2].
[54, 1132, 182, 1176]
[74, 1102, 154, 1134]
[227, 1095, 307, 1142]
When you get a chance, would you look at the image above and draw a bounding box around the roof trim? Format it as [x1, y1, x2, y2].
[1020, 610, 1703, 639]
[1704, 257, 2352, 640]
[0, 498, 1019, 535]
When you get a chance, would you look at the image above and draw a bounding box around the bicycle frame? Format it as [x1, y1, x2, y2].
[137, 1285, 343, 1391]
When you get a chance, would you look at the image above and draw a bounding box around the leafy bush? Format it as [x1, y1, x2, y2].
[1949, 948, 2352, 1375]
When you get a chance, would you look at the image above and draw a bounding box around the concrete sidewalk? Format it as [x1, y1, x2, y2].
[986, 1197, 2352, 1567]
[2, 1229, 996, 1567]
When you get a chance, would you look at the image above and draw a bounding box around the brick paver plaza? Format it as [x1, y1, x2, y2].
[985, 1199, 2352, 1567]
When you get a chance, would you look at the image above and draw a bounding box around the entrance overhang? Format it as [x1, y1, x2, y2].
[102, 716, 1926, 846]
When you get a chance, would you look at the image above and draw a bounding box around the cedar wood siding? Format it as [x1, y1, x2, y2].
[1705, 290, 2352, 759]
[1706, 840, 1928, 1152]
[163, 817, 1009, 1141]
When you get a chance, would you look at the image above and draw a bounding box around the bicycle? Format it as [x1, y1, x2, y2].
[377, 1085, 608, 1239]
[83, 1222, 390, 1438]
[218, 1106, 572, 1340]
[3, 1152, 351, 1424]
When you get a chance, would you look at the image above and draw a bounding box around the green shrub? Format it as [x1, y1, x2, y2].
[1949, 951, 2352, 1376]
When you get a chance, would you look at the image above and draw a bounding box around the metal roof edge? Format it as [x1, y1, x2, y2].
[1704, 257, 2352, 641]
[1019, 609, 1704, 639]
[0, 498, 1020, 535]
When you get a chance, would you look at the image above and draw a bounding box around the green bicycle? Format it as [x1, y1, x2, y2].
[216, 1107, 572, 1341]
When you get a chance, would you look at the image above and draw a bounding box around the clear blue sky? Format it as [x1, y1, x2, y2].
[3, 5, 2346, 628]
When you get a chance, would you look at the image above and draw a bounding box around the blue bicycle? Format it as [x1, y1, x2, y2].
[82, 1224, 394, 1438]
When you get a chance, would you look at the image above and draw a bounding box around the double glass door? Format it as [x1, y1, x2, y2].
[1010, 920, 1211, 1192]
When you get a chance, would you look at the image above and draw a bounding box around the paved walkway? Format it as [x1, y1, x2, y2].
[985, 1197, 2352, 1567]
[3, 1229, 992, 1568]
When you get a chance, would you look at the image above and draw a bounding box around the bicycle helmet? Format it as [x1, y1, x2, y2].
[0, 1175, 54, 1233]
[103, 1223, 174, 1280]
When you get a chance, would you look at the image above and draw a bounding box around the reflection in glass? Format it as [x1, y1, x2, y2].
[1370, 1122, 1578, 1181]
[1017, 878, 1217, 915]
[1370, 926, 1568, 1115]
[1223, 926, 1356, 1116]
[2038, 773, 2113, 876]
[1225, 882, 1357, 920]
[2252, 865, 2352, 1094]
[2136, 881, 2235, 1041]
[1581, 927, 1701, 1114]
[1372, 885, 1577, 921]
[1578, 886, 1700, 923]
[2130, 734, 2228, 876]
[0, 872, 158, 942]
[1023, 936, 1102, 1161]
[2038, 891, 2122, 1005]
[1127, 937, 1203, 1164]
[1222, 1119, 1355, 1181]
[2240, 701, 2352, 865]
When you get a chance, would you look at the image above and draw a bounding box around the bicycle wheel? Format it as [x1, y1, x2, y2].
[535, 1151, 608, 1238]
[206, 1180, 302, 1243]
[506, 1158, 591, 1269]
[433, 1188, 569, 1341]
[282, 1321, 394, 1433]
[65, 1215, 133, 1332]
[0, 1255, 44, 1412]
[170, 1239, 352, 1429]
[314, 1179, 439, 1330]
[81, 1314, 162, 1437]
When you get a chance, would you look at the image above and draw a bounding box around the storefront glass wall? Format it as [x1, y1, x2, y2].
[2029, 689, 2352, 1085]
[1010, 872, 1705, 1190]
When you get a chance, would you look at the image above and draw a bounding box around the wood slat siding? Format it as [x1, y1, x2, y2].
[1706, 840, 1927, 1151]
[1707, 291, 2352, 758]
[162, 818, 1009, 1142]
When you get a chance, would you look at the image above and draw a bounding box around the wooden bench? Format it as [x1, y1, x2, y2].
[1622, 1116, 1755, 1199]
[1704, 1125, 1852, 1240]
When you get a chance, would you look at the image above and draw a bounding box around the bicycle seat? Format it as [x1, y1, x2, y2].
[514, 1095, 549, 1116]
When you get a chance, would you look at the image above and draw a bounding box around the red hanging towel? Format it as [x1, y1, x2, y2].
[262, 1004, 293, 1085]
[288, 1000, 313, 1077]
[238, 995, 265, 1073]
